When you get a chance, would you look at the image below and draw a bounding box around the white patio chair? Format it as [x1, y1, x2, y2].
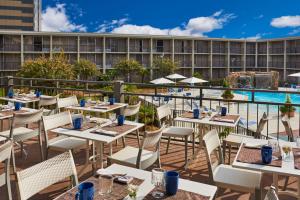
[107, 126, 163, 169]
[156, 104, 194, 168]
[0, 140, 13, 200]
[16, 151, 78, 200]
[0, 109, 44, 172]
[223, 112, 268, 163]
[120, 101, 142, 147]
[57, 95, 78, 113]
[38, 95, 58, 115]
[42, 111, 90, 159]
[203, 129, 262, 200]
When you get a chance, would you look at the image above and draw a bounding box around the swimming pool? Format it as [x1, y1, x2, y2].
[234, 90, 300, 104]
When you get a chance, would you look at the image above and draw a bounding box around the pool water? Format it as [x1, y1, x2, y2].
[234, 90, 300, 104]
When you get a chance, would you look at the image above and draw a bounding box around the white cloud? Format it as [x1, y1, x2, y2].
[254, 14, 264, 19]
[97, 17, 129, 33]
[42, 4, 87, 32]
[289, 28, 300, 35]
[271, 15, 300, 28]
[99, 10, 236, 36]
[246, 34, 262, 40]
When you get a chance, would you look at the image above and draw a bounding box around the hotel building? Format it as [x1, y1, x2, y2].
[0, 31, 299, 81]
[0, 0, 41, 31]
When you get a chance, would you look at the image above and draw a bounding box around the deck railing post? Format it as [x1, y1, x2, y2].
[5, 76, 14, 95]
[114, 80, 124, 103]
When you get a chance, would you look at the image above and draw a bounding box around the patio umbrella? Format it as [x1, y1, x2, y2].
[180, 77, 208, 85]
[288, 72, 300, 77]
[166, 73, 186, 83]
[150, 77, 175, 85]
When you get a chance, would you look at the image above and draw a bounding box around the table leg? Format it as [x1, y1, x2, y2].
[99, 142, 104, 168]
[222, 140, 227, 164]
[298, 177, 300, 200]
[273, 173, 279, 193]
[109, 143, 113, 156]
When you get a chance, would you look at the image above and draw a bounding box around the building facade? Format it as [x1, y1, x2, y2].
[0, 0, 41, 31]
[0, 31, 299, 81]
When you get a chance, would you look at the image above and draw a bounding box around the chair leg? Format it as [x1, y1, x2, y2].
[166, 137, 171, 154]
[192, 132, 195, 156]
[228, 145, 232, 164]
[283, 176, 290, 191]
[136, 130, 140, 147]
[254, 188, 262, 200]
[11, 146, 16, 173]
[184, 136, 188, 166]
[122, 136, 126, 148]
[20, 142, 23, 159]
[38, 134, 44, 161]
[6, 161, 12, 200]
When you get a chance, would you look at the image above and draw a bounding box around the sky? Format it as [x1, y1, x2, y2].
[41, 0, 300, 39]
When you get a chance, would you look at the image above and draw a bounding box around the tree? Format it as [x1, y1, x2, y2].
[139, 67, 150, 83]
[153, 57, 178, 77]
[73, 59, 99, 80]
[114, 59, 142, 82]
[193, 72, 202, 79]
[98, 69, 117, 81]
[18, 52, 74, 79]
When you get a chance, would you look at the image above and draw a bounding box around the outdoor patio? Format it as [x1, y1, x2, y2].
[0, 129, 298, 200]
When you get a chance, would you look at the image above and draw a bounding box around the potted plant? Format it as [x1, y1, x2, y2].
[221, 79, 234, 100]
[218, 127, 233, 140]
[280, 95, 296, 117]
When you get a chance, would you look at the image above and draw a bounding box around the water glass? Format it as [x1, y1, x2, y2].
[98, 174, 113, 195]
[109, 113, 117, 126]
[282, 145, 292, 162]
[296, 137, 300, 147]
[268, 139, 279, 153]
[75, 182, 94, 200]
[151, 168, 165, 198]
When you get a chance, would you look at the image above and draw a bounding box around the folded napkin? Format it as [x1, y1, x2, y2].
[212, 117, 235, 123]
[92, 128, 118, 136]
[244, 142, 262, 149]
[93, 105, 109, 110]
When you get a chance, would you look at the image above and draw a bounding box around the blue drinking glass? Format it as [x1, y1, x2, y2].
[165, 171, 179, 195]
[109, 97, 115, 105]
[117, 115, 125, 126]
[261, 145, 272, 164]
[75, 182, 94, 200]
[80, 99, 86, 107]
[221, 107, 227, 116]
[36, 90, 41, 98]
[8, 89, 14, 98]
[193, 108, 200, 119]
[15, 102, 21, 111]
[73, 117, 82, 130]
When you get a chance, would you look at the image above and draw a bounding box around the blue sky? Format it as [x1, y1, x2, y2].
[41, 0, 300, 39]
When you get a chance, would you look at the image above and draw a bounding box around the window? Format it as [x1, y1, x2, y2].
[181, 41, 184, 53]
[156, 40, 164, 52]
[0, 35, 3, 50]
[33, 36, 42, 51]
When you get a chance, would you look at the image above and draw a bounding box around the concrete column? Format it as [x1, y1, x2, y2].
[103, 37, 106, 74]
[255, 42, 258, 69]
[21, 34, 24, 66]
[267, 41, 269, 72]
[127, 37, 130, 60]
[172, 39, 175, 62]
[113, 80, 124, 103]
[77, 36, 80, 62]
[150, 37, 153, 79]
[243, 41, 246, 71]
[50, 35, 53, 59]
[227, 41, 230, 75]
[191, 39, 195, 76]
[284, 40, 287, 81]
[210, 40, 213, 80]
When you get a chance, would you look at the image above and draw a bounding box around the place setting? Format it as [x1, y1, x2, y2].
[236, 139, 283, 167]
[209, 107, 239, 124]
[90, 113, 136, 137]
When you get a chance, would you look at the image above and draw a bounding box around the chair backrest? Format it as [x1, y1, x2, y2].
[281, 116, 294, 142]
[136, 126, 164, 169]
[255, 112, 268, 138]
[156, 105, 172, 126]
[16, 151, 78, 200]
[0, 140, 12, 199]
[203, 129, 224, 182]
[264, 185, 279, 200]
[10, 109, 44, 138]
[42, 111, 73, 147]
[38, 95, 57, 108]
[123, 101, 141, 122]
[57, 96, 78, 111]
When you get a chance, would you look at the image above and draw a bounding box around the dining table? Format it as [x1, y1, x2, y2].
[65, 102, 128, 114]
[232, 138, 300, 199]
[54, 164, 217, 200]
[50, 119, 144, 170]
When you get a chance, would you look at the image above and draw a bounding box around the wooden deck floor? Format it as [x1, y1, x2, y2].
[0, 132, 299, 200]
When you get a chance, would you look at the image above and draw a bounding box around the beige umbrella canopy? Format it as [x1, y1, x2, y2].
[288, 72, 300, 77]
[150, 77, 175, 84]
[180, 77, 208, 84]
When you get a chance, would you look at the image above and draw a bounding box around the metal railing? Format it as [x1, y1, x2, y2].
[1, 76, 300, 140]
